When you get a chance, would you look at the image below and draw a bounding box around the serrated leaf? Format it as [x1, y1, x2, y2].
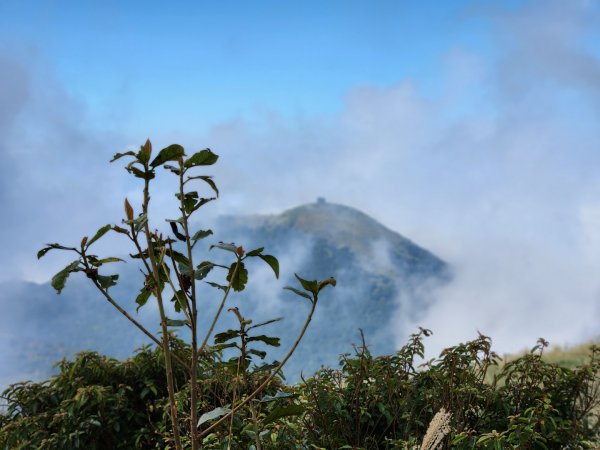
[210, 242, 238, 254]
[51, 260, 81, 294]
[185, 149, 218, 168]
[262, 404, 305, 426]
[86, 224, 111, 248]
[227, 262, 248, 292]
[110, 151, 136, 163]
[259, 254, 279, 279]
[283, 287, 312, 300]
[247, 335, 280, 347]
[97, 274, 119, 289]
[198, 406, 230, 427]
[191, 229, 213, 241]
[150, 144, 185, 168]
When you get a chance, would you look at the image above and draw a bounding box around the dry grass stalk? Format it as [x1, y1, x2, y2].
[420, 408, 452, 450]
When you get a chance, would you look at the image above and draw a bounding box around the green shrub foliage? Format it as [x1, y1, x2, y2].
[2, 332, 599, 449]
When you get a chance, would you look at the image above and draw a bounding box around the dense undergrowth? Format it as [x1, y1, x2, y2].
[1, 330, 598, 449]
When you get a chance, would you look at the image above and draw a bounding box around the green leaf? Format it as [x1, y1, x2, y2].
[197, 176, 219, 197]
[86, 224, 112, 248]
[295, 274, 318, 294]
[206, 281, 227, 291]
[259, 254, 279, 279]
[247, 335, 280, 347]
[89, 257, 125, 267]
[166, 319, 189, 327]
[136, 289, 152, 311]
[137, 140, 152, 164]
[51, 260, 81, 294]
[210, 241, 238, 254]
[248, 317, 283, 330]
[245, 247, 265, 257]
[150, 144, 185, 168]
[126, 164, 153, 180]
[175, 191, 198, 215]
[198, 406, 230, 427]
[170, 290, 188, 312]
[191, 229, 213, 241]
[227, 262, 248, 292]
[191, 197, 216, 213]
[214, 329, 240, 344]
[194, 261, 214, 280]
[248, 349, 267, 359]
[37, 243, 77, 259]
[110, 151, 136, 162]
[262, 404, 305, 426]
[97, 274, 119, 289]
[283, 287, 312, 301]
[259, 392, 295, 403]
[185, 149, 218, 168]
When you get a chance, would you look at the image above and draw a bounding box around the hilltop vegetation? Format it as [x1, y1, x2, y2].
[1, 332, 599, 449]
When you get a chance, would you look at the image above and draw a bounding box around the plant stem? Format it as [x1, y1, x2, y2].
[198, 297, 319, 438]
[143, 177, 183, 450]
[178, 159, 200, 450]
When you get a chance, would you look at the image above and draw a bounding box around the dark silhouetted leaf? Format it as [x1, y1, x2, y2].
[110, 151, 136, 162]
[249, 349, 267, 359]
[214, 329, 239, 344]
[295, 274, 318, 294]
[206, 281, 227, 291]
[194, 261, 214, 280]
[245, 247, 265, 257]
[97, 274, 119, 289]
[259, 254, 279, 279]
[248, 317, 283, 331]
[191, 229, 213, 241]
[185, 149, 218, 168]
[227, 262, 248, 292]
[283, 287, 312, 301]
[166, 319, 189, 327]
[247, 335, 280, 347]
[37, 243, 78, 259]
[262, 404, 305, 425]
[136, 289, 152, 311]
[51, 260, 81, 294]
[150, 144, 185, 168]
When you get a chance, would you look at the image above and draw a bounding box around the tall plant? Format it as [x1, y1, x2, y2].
[37, 139, 335, 449]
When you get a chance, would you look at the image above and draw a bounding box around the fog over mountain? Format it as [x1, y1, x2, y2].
[0, 201, 448, 389]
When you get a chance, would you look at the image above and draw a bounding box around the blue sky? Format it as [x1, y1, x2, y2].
[1, 0, 600, 355]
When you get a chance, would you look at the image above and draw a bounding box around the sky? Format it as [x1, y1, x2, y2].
[1, 0, 600, 357]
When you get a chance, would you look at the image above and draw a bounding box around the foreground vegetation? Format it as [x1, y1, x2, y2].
[1, 331, 599, 449]
[2, 140, 598, 448]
